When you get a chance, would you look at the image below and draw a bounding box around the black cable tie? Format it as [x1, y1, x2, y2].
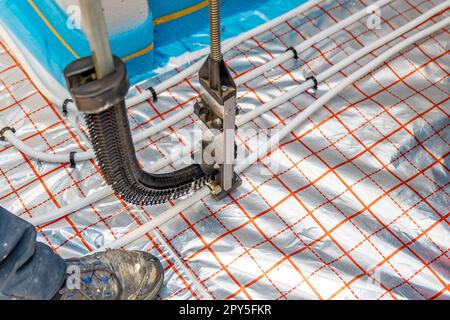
[69, 152, 77, 169]
[306, 75, 319, 92]
[0, 126, 16, 142]
[286, 47, 299, 59]
[62, 99, 73, 117]
[148, 86, 158, 102]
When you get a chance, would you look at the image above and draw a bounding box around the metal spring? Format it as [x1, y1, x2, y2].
[209, 0, 222, 62]
[84, 106, 214, 206]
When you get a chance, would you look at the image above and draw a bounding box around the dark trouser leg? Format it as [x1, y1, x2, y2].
[0, 206, 66, 300]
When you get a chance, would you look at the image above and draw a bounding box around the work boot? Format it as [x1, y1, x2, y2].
[55, 249, 164, 300]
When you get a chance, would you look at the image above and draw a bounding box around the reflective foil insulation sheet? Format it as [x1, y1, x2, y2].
[0, 0, 449, 300]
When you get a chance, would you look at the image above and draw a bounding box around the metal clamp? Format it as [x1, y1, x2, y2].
[147, 86, 158, 102]
[69, 151, 77, 169]
[61, 99, 73, 117]
[286, 46, 299, 59]
[0, 126, 15, 142]
[64, 55, 129, 114]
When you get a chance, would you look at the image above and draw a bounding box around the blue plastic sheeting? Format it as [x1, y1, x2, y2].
[0, 0, 154, 85]
[0, 0, 308, 86]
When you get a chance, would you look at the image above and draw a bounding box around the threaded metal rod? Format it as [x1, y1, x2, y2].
[209, 0, 222, 62]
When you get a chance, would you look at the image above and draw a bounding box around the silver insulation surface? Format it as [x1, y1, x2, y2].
[0, 0, 448, 299]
